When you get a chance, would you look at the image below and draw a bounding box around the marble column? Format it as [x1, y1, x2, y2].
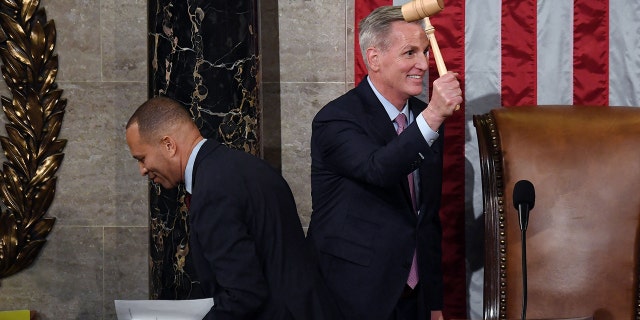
[147, 0, 260, 299]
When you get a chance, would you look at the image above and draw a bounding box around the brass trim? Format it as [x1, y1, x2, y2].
[473, 111, 506, 320]
[474, 108, 640, 320]
[0, 0, 66, 281]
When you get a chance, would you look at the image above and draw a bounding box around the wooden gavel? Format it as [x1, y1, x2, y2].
[401, 0, 460, 111]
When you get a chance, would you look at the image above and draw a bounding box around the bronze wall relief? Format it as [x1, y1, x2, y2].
[0, 0, 66, 282]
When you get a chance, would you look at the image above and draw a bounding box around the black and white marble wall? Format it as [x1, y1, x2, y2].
[147, 0, 260, 299]
[0, 0, 356, 318]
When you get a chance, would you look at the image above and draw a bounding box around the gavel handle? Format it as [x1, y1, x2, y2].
[423, 17, 460, 111]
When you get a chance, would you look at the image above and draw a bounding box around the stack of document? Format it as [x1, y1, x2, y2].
[115, 298, 214, 320]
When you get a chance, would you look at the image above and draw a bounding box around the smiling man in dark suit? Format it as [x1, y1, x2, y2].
[307, 5, 462, 320]
[125, 96, 340, 320]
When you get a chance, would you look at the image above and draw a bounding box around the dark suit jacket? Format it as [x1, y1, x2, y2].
[189, 140, 340, 320]
[308, 78, 444, 320]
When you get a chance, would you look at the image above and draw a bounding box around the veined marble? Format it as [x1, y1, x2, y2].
[147, 0, 260, 300]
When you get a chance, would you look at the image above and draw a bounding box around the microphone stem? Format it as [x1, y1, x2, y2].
[521, 228, 527, 320]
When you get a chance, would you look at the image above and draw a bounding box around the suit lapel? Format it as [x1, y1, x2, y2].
[192, 139, 222, 190]
[355, 79, 397, 144]
[356, 80, 417, 219]
[409, 97, 428, 222]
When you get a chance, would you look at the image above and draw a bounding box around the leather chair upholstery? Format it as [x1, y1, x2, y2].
[473, 106, 640, 320]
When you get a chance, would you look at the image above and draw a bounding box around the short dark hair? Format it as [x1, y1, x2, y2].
[126, 96, 193, 142]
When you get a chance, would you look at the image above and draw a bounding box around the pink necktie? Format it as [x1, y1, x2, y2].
[395, 113, 419, 289]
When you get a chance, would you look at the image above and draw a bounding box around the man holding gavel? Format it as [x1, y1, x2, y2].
[307, 4, 461, 320]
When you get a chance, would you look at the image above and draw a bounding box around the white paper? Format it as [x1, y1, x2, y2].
[115, 298, 214, 320]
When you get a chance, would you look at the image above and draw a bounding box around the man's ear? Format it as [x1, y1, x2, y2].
[161, 136, 177, 157]
[366, 47, 380, 72]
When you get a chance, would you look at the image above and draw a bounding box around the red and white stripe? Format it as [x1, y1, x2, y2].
[355, 0, 640, 318]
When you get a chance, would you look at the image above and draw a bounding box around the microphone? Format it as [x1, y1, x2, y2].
[513, 180, 535, 320]
[513, 180, 535, 232]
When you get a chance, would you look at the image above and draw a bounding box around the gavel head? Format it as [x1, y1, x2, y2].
[401, 0, 444, 22]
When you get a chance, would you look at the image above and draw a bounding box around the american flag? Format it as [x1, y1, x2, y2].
[355, 0, 640, 318]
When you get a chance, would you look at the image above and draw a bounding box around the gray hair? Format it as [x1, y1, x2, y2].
[358, 6, 423, 69]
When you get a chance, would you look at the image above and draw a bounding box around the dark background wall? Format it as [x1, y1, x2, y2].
[147, 0, 261, 300]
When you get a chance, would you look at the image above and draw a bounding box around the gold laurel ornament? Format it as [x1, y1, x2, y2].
[0, 0, 66, 281]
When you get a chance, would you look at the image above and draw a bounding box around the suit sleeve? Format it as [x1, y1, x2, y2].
[312, 108, 438, 188]
[191, 178, 268, 320]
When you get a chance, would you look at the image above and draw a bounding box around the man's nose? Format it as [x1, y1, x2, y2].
[416, 53, 429, 70]
[138, 163, 148, 176]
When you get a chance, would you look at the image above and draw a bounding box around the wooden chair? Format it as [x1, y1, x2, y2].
[473, 106, 640, 320]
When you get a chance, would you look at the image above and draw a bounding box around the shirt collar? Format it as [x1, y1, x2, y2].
[367, 76, 411, 123]
[185, 138, 207, 194]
